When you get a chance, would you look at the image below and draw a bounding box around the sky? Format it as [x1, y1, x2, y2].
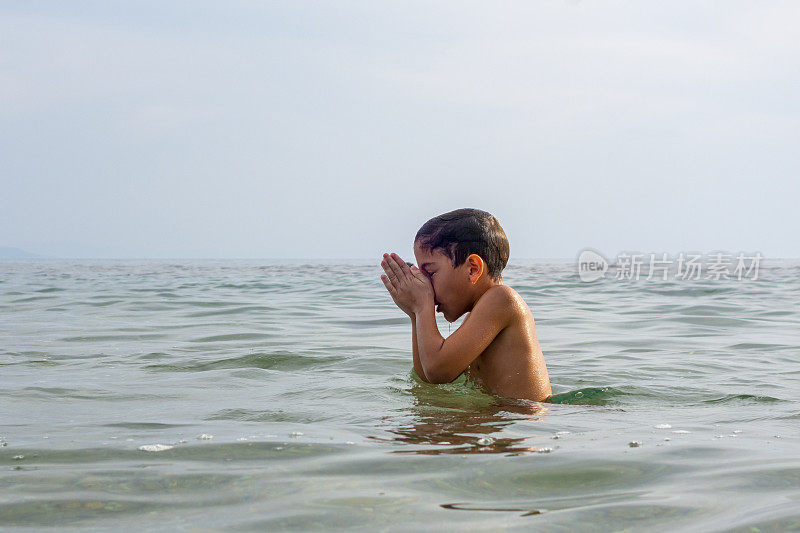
[1, 1, 798, 259]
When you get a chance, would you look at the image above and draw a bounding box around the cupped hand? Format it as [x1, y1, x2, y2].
[380, 252, 434, 316]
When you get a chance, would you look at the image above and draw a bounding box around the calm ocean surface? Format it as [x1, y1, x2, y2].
[1, 259, 799, 531]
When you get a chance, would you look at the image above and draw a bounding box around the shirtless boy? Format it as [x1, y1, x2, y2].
[380, 208, 552, 402]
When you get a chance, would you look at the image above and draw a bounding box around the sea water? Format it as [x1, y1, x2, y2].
[1, 259, 799, 531]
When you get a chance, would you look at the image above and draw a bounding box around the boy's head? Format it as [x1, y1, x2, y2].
[413, 208, 509, 321]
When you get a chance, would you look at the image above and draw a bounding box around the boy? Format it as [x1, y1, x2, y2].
[380, 208, 552, 402]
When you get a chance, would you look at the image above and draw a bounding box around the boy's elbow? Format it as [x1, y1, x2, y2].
[422, 362, 459, 384]
[427, 373, 456, 384]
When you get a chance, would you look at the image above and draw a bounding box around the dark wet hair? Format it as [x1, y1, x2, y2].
[414, 208, 509, 280]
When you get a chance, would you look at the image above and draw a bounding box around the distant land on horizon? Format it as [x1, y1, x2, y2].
[0, 247, 48, 259]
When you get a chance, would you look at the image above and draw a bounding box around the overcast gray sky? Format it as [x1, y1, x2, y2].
[2, 1, 798, 259]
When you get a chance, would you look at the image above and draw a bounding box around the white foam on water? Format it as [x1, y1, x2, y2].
[138, 444, 173, 452]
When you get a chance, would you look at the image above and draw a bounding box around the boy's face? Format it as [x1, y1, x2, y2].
[413, 241, 472, 322]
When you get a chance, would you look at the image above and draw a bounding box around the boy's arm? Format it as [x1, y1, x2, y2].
[414, 287, 514, 384]
[410, 316, 430, 382]
[378, 260, 430, 382]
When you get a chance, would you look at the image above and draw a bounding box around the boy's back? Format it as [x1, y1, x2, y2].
[462, 285, 551, 402]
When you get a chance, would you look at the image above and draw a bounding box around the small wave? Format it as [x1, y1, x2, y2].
[145, 351, 346, 372]
[85, 300, 123, 307]
[702, 394, 782, 404]
[185, 305, 276, 318]
[643, 286, 737, 297]
[12, 295, 56, 303]
[726, 343, 793, 350]
[181, 300, 243, 308]
[62, 334, 168, 342]
[190, 333, 273, 343]
[215, 282, 292, 291]
[335, 317, 409, 328]
[35, 287, 66, 293]
[666, 316, 755, 327]
[103, 422, 189, 429]
[17, 387, 153, 401]
[205, 408, 331, 424]
[547, 387, 629, 405]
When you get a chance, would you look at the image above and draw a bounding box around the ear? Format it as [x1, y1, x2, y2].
[466, 254, 485, 285]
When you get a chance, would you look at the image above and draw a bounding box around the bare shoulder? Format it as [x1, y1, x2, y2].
[477, 285, 529, 321]
[486, 284, 528, 307]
